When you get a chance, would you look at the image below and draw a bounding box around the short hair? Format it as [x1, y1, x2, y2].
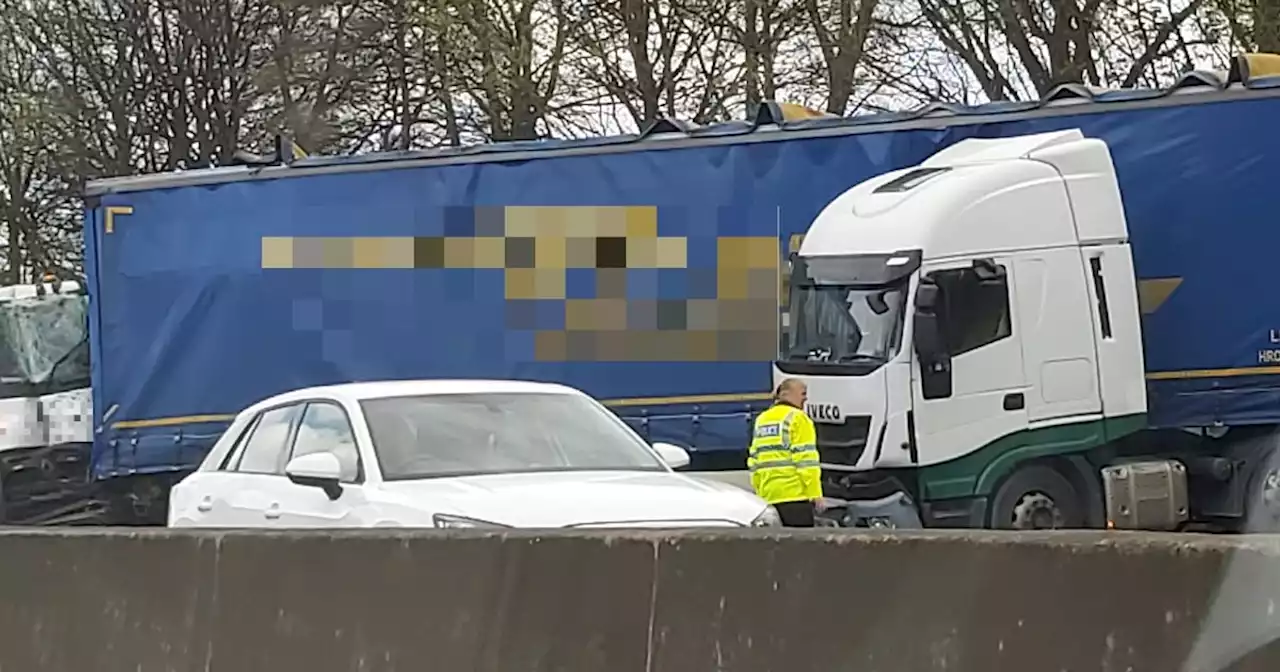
[773, 378, 804, 399]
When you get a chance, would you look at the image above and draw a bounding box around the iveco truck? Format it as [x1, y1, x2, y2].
[80, 63, 1280, 526]
[777, 127, 1280, 532]
[0, 280, 93, 524]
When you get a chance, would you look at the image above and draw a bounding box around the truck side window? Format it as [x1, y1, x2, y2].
[1089, 256, 1113, 339]
[933, 265, 1011, 356]
[231, 404, 300, 475]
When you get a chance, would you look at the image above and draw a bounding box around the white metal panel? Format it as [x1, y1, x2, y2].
[1012, 249, 1102, 424]
[921, 129, 1085, 166]
[802, 160, 1078, 261]
[876, 360, 916, 467]
[1031, 139, 1130, 245]
[1084, 244, 1148, 419]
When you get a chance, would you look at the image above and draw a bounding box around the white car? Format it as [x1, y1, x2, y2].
[168, 379, 781, 529]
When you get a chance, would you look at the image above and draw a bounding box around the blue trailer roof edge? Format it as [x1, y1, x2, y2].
[84, 82, 1280, 197]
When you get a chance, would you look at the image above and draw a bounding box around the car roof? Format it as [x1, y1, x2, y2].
[241, 379, 586, 415]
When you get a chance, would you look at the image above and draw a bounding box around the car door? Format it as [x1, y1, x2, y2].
[169, 415, 258, 527]
[215, 403, 304, 526]
[270, 400, 371, 528]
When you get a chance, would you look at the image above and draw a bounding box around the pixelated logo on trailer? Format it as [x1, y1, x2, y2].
[260, 206, 782, 363]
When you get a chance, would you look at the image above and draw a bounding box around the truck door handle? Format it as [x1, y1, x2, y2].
[264, 503, 281, 520]
[196, 497, 213, 513]
[1003, 393, 1025, 411]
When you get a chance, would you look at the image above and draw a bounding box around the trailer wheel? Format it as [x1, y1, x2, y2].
[988, 464, 1084, 530]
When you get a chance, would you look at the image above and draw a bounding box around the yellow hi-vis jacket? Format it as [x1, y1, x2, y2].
[748, 403, 822, 504]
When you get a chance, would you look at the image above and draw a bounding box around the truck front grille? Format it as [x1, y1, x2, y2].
[816, 415, 873, 467]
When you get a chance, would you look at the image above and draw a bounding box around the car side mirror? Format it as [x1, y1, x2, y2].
[285, 452, 344, 501]
[652, 442, 691, 469]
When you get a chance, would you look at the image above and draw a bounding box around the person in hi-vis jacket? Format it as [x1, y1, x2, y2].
[747, 378, 824, 527]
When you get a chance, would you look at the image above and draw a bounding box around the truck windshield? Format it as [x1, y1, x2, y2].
[779, 252, 918, 366]
[0, 293, 89, 392]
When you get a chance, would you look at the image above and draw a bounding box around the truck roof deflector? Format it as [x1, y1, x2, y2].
[921, 129, 1087, 167]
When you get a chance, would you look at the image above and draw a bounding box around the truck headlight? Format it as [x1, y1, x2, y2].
[751, 505, 782, 527]
[432, 513, 509, 529]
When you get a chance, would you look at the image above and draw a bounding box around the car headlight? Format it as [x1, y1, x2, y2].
[432, 513, 510, 529]
[751, 505, 782, 527]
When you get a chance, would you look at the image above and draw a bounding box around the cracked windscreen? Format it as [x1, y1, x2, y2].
[0, 293, 89, 389]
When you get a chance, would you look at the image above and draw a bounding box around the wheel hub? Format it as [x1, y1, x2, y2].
[1252, 468, 1280, 532]
[1011, 491, 1063, 530]
[1263, 470, 1280, 507]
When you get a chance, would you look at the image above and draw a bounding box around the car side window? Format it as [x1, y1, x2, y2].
[290, 402, 362, 483]
[231, 405, 300, 475]
[933, 265, 1012, 357]
[217, 416, 261, 471]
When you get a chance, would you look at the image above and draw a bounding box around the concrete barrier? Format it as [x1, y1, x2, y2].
[1, 530, 1280, 671]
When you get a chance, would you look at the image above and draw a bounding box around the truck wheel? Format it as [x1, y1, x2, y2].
[1245, 450, 1280, 533]
[988, 464, 1084, 530]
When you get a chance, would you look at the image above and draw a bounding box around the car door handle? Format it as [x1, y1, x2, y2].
[1003, 393, 1025, 411]
[196, 497, 213, 513]
[264, 503, 281, 520]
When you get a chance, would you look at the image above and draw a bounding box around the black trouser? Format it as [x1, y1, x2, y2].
[774, 500, 816, 527]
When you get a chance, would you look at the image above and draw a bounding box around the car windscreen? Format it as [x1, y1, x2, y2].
[359, 392, 667, 481]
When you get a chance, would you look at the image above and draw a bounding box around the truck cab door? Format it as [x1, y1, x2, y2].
[910, 257, 1029, 473]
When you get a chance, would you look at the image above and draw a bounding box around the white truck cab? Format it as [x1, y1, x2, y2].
[0, 280, 94, 524]
[775, 129, 1152, 529]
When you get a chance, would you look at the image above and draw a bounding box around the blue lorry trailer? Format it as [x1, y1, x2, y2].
[82, 70, 1280, 527]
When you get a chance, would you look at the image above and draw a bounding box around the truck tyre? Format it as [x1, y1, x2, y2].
[988, 464, 1084, 530]
[1244, 447, 1280, 533]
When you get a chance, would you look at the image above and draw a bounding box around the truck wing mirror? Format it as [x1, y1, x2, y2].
[789, 252, 806, 274]
[913, 309, 945, 361]
[912, 278, 953, 400]
[914, 280, 939, 311]
[866, 291, 890, 315]
[913, 309, 953, 400]
[972, 258, 1006, 283]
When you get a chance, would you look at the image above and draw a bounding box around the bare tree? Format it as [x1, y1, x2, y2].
[311, 0, 485, 152]
[568, 0, 736, 129]
[127, 0, 274, 169]
[1216, 0, 1280, 52]
[257, 0, 386, 152]
[689, 0, 809, 113]
[15, 0, 150, 177]
[447, 0, 578, 140]
[919, 0, 1209, 99]
[803, 0, 882, 112]
[0, 15, 64, 280]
